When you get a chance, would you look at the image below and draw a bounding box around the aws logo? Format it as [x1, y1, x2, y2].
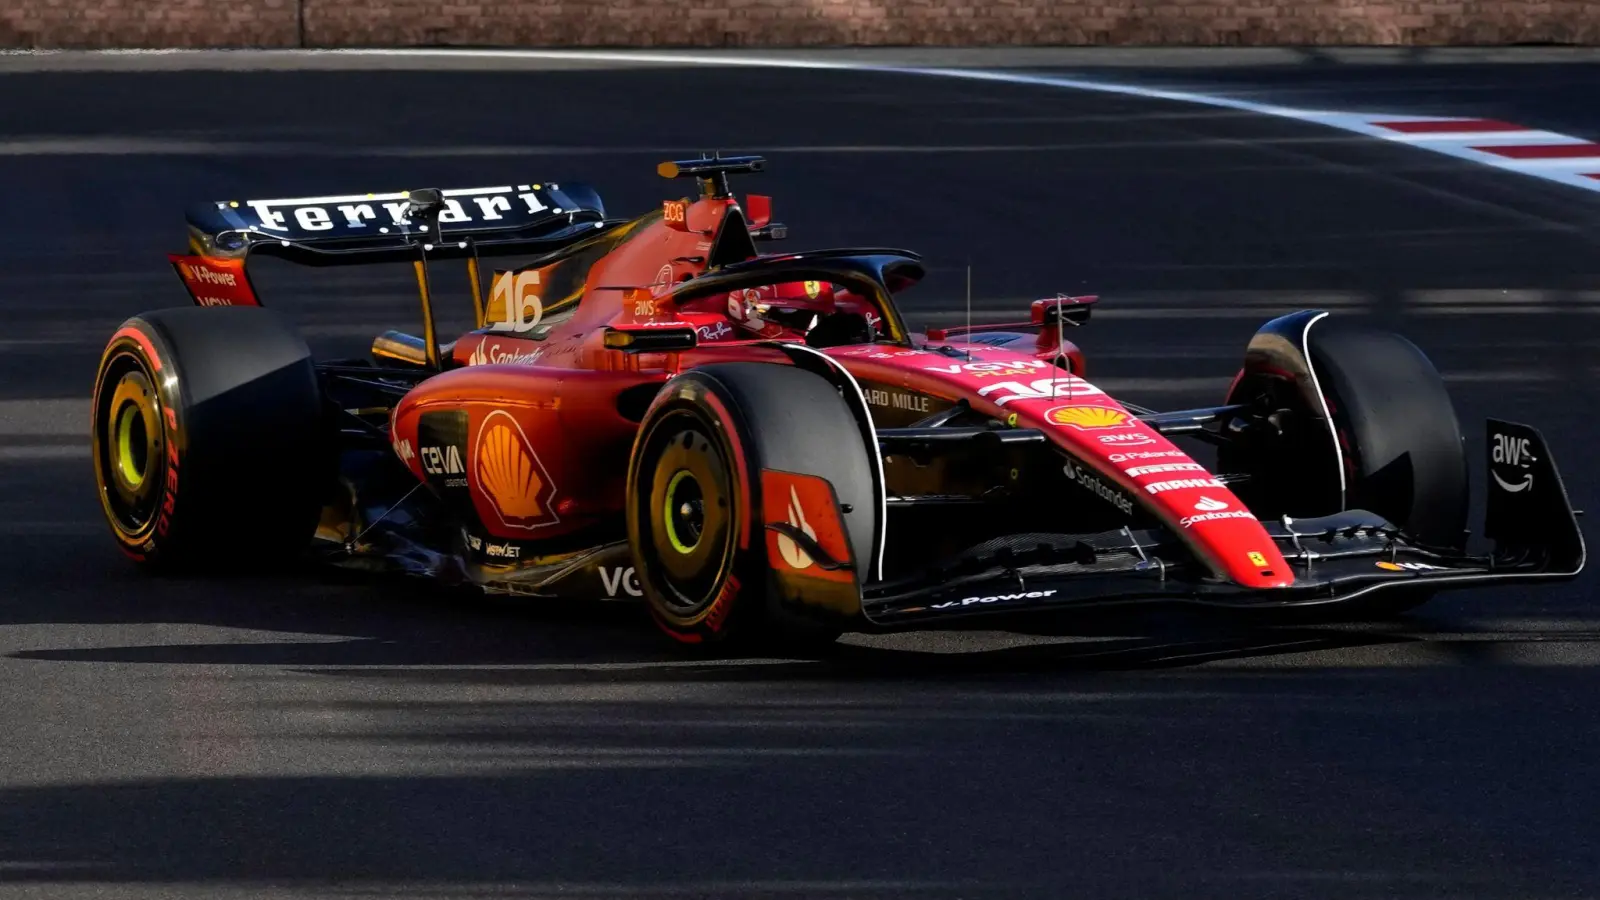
[1490, 432, 1536, 493]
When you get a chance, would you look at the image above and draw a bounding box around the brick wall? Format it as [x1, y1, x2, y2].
[5, 0, 1596, 49]
[2, 0, 299, 49]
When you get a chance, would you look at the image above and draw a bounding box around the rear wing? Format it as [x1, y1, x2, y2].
[184, 183, 617, 265]
[174, 181, 629, 369]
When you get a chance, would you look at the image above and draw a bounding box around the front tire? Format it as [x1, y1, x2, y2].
[1221, 318, 1469, 615]
[626, 362, 875, 650]
[1222, 320, 1468, 549]
[629, 401, 749, 643]
[91, 307, 332, 571]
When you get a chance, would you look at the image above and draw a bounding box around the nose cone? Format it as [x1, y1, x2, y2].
[1199, 523, 1294, 587]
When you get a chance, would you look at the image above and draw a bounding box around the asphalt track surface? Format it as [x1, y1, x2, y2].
[2, 52, 1600, 899]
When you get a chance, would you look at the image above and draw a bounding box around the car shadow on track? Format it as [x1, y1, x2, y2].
[0, 521, 1564, 678]
[4, 556, 1435, 677]
[4, 617, 1600, 900]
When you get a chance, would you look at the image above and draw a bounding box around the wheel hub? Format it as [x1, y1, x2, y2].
[640, 415, 735, 611]
[97, 361, 165, 535]
[662, 470, 705, 555]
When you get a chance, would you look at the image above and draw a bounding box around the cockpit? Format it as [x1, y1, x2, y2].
[677, 278, 888, 348]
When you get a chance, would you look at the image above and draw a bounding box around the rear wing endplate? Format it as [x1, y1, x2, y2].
[167, 254, 260, 308]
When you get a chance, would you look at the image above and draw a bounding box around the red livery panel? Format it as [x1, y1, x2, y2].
[168, 254, 259, 308]
[826, 345, 1292, 587]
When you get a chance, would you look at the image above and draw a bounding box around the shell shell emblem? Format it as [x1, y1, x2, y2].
[474, 410, 559, 530]
[1046, 406, 1131, 430]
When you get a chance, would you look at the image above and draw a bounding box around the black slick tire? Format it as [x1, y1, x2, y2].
[625, 362, 875, 651]
[1222, 321, 1468, 616]
[90, 306, 332, 571]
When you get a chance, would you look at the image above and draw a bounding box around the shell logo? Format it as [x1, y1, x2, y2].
[474, 410, 559, 530]
[178, 261, 195, 282]
[1046, 406, 1131, 431]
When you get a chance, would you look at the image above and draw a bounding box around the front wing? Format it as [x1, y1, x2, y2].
[859, 419, 1585, 627]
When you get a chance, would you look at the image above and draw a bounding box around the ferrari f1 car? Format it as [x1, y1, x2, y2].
[92, 155, 1586, 646]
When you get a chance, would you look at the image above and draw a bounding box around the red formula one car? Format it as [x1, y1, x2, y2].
[91, 155, 1585, 647]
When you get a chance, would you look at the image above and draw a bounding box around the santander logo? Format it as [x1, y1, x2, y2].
[776, 485, 816, 570]
[1178, 495, 1256, 528]
[466, 337, 543, 366]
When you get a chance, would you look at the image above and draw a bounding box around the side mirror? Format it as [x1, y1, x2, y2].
[1032, 295, 1098, 328]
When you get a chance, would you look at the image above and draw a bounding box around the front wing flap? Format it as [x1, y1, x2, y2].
[862, 418, 1584, 627]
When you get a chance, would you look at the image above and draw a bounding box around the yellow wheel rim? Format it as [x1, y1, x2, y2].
[113, 400, 149, 489]
[96, 356, 166, 538]
[661, 469, 702, 555]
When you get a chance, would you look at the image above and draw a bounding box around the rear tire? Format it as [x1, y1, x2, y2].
[90, 307, 332, 571]
[626, 362, 873, 650]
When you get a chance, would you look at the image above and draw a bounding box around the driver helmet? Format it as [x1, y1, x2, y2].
[726, 280, 836, 336]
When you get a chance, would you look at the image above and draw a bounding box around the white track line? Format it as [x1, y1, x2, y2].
[11, 48, 1600, 193]
[362, 49, 1600, 194]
